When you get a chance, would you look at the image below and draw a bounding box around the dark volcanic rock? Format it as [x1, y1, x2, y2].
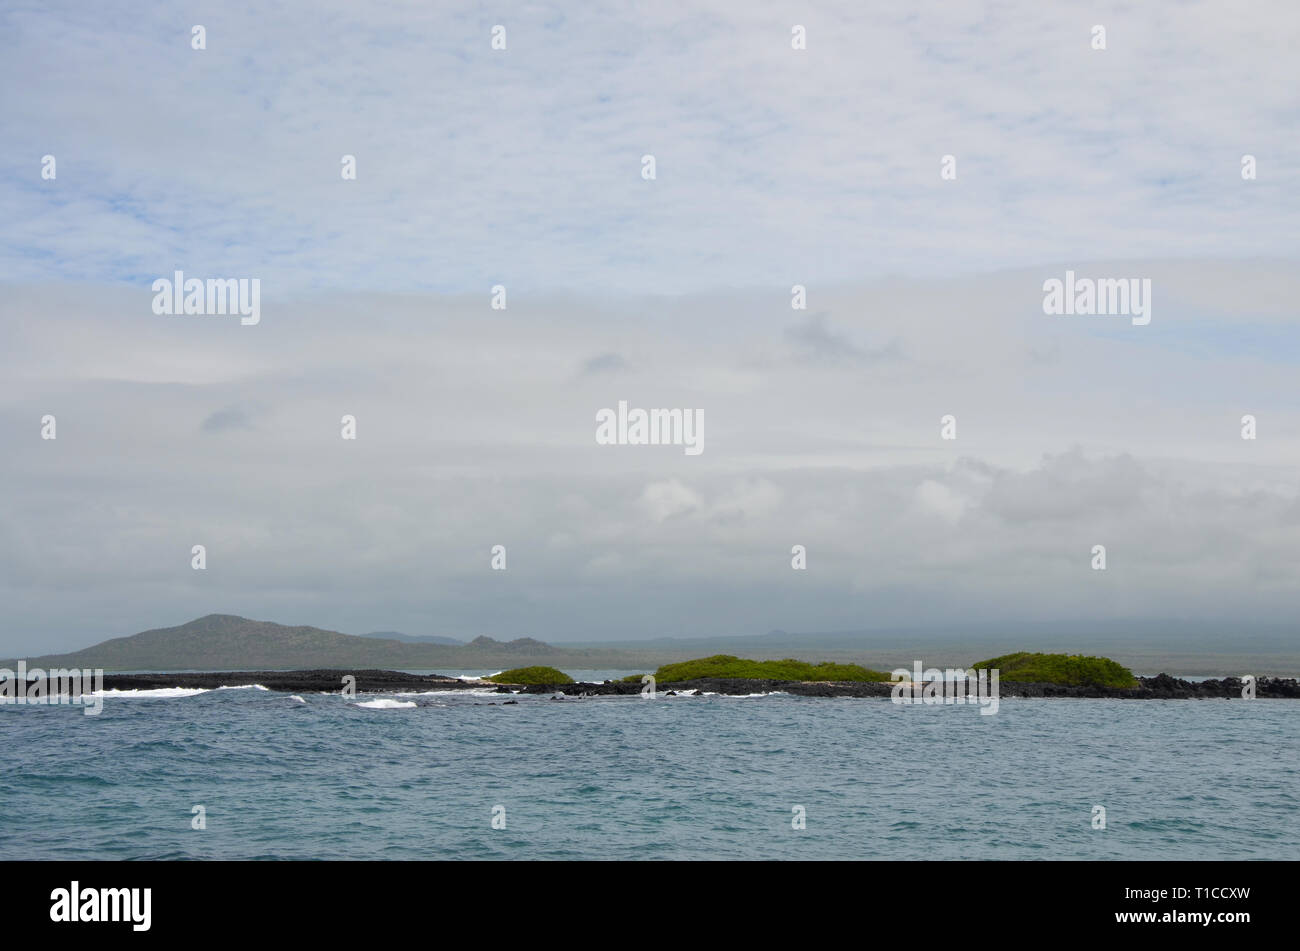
[73, 669, 1300, 699]
[1136, 674, 1299, 699]
[497, 674, 1300, 700]
[94, 669, 466, 695]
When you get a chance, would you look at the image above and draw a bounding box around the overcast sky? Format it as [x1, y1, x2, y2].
[1, 2, 1298, 652]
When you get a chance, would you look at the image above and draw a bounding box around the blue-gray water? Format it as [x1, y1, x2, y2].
[3, 678, 1296, 860]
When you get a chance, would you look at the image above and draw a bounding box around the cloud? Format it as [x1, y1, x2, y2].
[201, 404, 258, 433]
[1, 263, 1298, 650]
[639, 479, 704, 522]
[785, 313, 902, 367]
[914, 479, 966, 523]
[580, 352, 628, 375]
[1, 2, 1297, 294]
[2, 2, 1298, 651]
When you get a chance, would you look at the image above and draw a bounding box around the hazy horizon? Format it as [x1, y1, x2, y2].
[12, 609, 1300, 661]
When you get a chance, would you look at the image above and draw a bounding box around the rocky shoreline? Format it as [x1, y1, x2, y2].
[507, 673, 1300, 699]
[85, 669, 1300, 699]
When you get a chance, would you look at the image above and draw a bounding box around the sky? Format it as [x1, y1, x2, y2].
[1, 2, 1298, 652]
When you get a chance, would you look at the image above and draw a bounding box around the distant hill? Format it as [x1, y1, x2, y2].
[361, 631, 465, 646]
[8, 614, 1295, 677]
[467, 635, 551, 653]
[6, 614, 648, 671]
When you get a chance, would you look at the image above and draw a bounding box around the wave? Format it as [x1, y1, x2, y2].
[393, 687, 500, 697]
[289, 695, 306, 703]
[78, 684, 273, 699]
[82, 687, 210, 699]
[354, 698, 417, 710]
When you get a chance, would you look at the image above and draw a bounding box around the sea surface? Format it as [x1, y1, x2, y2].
[2, 672, 1296, 860]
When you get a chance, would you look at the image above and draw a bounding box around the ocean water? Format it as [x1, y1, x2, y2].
[2, 680, 1296, 860]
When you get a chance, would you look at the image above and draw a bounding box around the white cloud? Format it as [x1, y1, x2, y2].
[2, 3, 1299, 650]
[2, 1, 1297, 293]
[914, 480, 966, 523]
[639, 479, 704, 522]
[1, 266, 1298, 649]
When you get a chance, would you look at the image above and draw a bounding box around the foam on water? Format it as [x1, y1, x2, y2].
[353, 698, 417, 710]
[83, 687, 210, 699]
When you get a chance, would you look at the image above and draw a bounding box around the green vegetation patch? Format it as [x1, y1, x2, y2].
[971, 652, 1137, 688]
[486, 666, 575, 685]
[627, 654, 893, 683]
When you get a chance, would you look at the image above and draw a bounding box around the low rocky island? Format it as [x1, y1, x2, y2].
[79, 651, 1300, 699]
[501, 673, 1300, 699]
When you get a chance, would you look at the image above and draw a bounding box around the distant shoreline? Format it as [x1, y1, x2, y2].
[61, 669, 1300, 699]
[14, 615, 1300, 681]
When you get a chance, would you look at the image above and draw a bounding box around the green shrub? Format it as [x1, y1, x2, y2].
[971, 652, 1137, 688]
[485, 666, 575, 685]
[643, 654, 892, 683]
